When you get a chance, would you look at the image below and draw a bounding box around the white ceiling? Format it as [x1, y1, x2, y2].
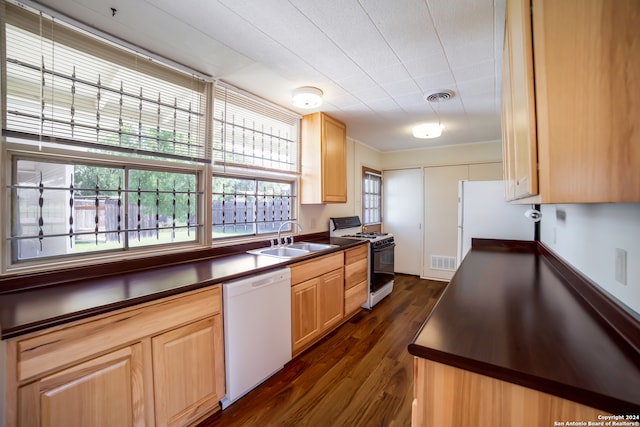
[29, 0, 506, 152]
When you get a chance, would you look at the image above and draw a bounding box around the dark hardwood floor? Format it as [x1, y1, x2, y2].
[197, 274, 447, 427]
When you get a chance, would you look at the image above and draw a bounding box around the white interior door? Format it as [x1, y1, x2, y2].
[383, 168, 422, 275]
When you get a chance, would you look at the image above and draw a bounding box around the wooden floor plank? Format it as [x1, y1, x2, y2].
[197, 274, 447, 427]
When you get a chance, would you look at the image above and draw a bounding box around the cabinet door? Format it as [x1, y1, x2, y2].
[505, 0, 538, 200]
[18, 344, 145, 427]
[291, 279, 320, 354]
[318, 268, 345, 331]
[501, 27, 517, 200]
[152, 316, 224, 427]
[321, 114, 347, 203]
[532, 0, 640, 202]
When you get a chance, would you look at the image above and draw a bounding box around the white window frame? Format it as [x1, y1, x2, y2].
[2, 142, 209, 273]
[362, 168, 383, 226]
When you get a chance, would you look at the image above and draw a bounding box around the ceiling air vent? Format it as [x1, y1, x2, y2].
[425, 90, 455, 103]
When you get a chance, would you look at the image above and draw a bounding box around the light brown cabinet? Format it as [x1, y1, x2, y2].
[344, 244, 368, 315]
[17, 344, 145, 427]
[301, 112, 347, 204]
[291, 278, 320, 353]
[412, 358, 606, 427]
[502, 0, 640, 203]
[152, 316, 225, 427]
[3, 286, 225, 427]
[501, 0, 537, 201]
[317, 268, 345, 331]
[290, 252, 344, 356]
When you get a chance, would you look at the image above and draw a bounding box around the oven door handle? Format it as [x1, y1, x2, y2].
[374, 242, 395, 250]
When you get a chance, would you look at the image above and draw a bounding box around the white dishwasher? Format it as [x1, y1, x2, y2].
[220, 268, 292, 409]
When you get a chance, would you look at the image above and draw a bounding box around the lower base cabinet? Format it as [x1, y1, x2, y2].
[18, 344, 145, 426]
[3, 286, 225, 427]
[291, 268, 344, 355]
[412, 358, 606, 427]
[291, 278, 320, 352]
[152, 316, 225, 427]
[318, 268, 345, 331]
[290, 252, 345, 356]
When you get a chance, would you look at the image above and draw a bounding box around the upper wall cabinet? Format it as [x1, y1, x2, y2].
[301, 112, 347, 204]
[502, 0, 640, 203]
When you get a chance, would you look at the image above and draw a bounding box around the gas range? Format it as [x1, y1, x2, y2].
[329, 216, 395, 309]
[338, 232, 394, 249]
[329, 216, 394, 247]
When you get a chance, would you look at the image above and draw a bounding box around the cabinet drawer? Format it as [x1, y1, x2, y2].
[290, 252, 343, 285]
[345, 244, 368, 265]
[15, 286, 221, 382]
[345, 257, 367, 290]
[345, 281, 367, 315]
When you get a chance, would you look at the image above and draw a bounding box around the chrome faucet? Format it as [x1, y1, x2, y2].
[277, 220, 302, 246]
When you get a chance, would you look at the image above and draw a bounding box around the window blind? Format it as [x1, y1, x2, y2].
[213, 83, 299, 173]
[3, 1, 210, 163]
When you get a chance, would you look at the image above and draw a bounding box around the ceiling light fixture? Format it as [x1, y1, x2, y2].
[292, 86, 323, 109]
[412, 89, 454, 139]
[412, 123, 444, 139]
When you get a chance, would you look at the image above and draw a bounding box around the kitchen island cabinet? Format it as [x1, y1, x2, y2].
[300, 112, 347, 204]
[412, 359, 603, 427]
[502, 0, 640, 203]
[3, 285, 224, 427]
[409, 239, 640, 426]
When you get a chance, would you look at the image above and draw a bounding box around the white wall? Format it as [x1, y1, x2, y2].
[297, 138, 381, 233]
[381, 140, 502, 170]
[540, 203, 640, 318]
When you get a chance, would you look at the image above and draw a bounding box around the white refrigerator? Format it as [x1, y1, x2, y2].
[457, 180, 535, 265]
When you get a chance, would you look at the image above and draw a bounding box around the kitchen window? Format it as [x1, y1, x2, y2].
[11, 157, 200, 262]
[211, 83, 299, 240]
[212, 176, 293, 238]
[362, 168, 382, 226]
[1, 1, 299, 271]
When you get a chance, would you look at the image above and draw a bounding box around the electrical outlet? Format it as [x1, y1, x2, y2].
[615, 248, 627, 286]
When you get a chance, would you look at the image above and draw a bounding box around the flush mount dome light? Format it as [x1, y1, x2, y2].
[413, 123, 444, 139]
[292, 86, 323, 108]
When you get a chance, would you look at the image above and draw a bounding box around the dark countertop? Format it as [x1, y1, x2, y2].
[0, 236, 366, 339]
[409, 239, 640, 415]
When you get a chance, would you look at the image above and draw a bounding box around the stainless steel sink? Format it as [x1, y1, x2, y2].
[247, 242, 338, 259]
[248, 247, 310, 258]
[286, 242, 338, 252]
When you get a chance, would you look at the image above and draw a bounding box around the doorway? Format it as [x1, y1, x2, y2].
[382, 168, 422, 275]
